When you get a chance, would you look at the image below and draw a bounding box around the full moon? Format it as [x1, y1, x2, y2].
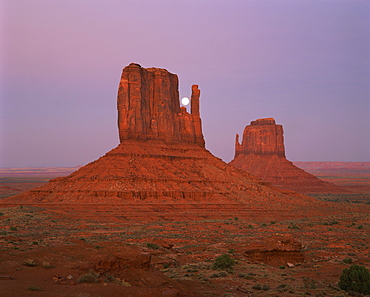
[181, 97, 190, 106]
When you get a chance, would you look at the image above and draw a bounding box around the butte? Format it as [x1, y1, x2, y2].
[229, 118, 348, 194]
[1, 64, 324, 221]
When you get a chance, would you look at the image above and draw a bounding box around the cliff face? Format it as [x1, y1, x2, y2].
[235, 118, 285, 158]
[117, 63, 204, 147]
[230, 118, 349, 194]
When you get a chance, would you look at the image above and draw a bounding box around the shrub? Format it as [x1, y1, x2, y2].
[23, 259, 37, 267]
[338, 264, 370, 295]
[77, 273, 99, 284]
[27, 285, 42, 291]
[227, 249, 235, 255]
[253, 284, 270, 291]
[288, 224, 299, 229]
[213, 254, 235, 270]
[42, 261, 55, 269]
[342, 258, 353, 264]
[146, 243, 159, 250]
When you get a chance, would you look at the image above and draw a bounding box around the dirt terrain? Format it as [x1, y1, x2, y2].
[294, 162, 370, 195]
[0, 166, 369, 297]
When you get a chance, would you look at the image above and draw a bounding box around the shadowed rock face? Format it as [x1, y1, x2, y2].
[117, 63, 204, 147]
[230, 118, 348, 194]
[234, 118, 285, 158]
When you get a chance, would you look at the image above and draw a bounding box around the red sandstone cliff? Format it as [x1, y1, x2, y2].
[230, 118, 349, 194]
[235, 118, 285, 158]
[117, 63, 204, 147]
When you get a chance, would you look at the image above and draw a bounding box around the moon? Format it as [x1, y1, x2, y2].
[181, 97, 190, 106]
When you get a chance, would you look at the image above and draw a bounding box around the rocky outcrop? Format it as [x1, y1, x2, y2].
[244, 235, 304, 267]
[235, 118, 285, 158]
[230, 118, 349, 194]
[117, 63, 204, 147]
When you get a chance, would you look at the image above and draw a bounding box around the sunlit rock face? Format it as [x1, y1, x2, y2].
[230, 118, 348, 194]
[117, 63, 204, 147]
[1, 65, 324, 219]
[234, 118, 285, 158]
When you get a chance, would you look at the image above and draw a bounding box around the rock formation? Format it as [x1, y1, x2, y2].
[1, 64, 324, 220]
[244, 235, 304, 267]
[230, 118, 348, 194]
[117, 63, 204, 147]
[235, 118, 285, 158]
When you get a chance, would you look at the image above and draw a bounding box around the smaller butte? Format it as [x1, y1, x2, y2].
[230, 118, 349, 194]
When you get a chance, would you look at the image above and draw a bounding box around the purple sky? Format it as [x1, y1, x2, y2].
[1, 0, 369, 167]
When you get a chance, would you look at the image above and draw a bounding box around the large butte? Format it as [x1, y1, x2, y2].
[1, 64, 323, 221]
[230, 118, 348, 194]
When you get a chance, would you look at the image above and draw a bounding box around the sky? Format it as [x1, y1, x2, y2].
[1, 0, 369, 168]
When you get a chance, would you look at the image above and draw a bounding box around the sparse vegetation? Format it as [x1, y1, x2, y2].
[227, 249, 235, 255]
[342, 258, 353, 264]
[23, 259, 37, 267]
[324, 220, 339, 226]
[213, 254, 235, 270]
[288, 224, 299, 229]
[42, 261, 55, 269]
[0, 171, 369, 297]
[252, 284, 270, 291]
[27, 285, 42, 291]
[338, 264, 370, 295]
[77, 272, 99, 284]
[303, 278, 317, 289]
[146, 243, 160, 250]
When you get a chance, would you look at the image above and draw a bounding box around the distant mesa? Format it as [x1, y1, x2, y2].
[1, 64, 322, 220]
[230, 118, 348, 194]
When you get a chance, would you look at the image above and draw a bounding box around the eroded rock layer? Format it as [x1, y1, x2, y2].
[235, 118, 285, 158]
[230, 118, 348, 194]
[117, 63, 204, 147]
[4, 140, 316, 210]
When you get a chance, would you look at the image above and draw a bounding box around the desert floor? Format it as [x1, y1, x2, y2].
[0, 166, 369, 297]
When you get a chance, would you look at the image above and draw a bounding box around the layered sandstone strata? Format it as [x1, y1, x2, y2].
[230, 118, 348, 194]
[117, 63, 204, 147]
[235, 118, 285, 157]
